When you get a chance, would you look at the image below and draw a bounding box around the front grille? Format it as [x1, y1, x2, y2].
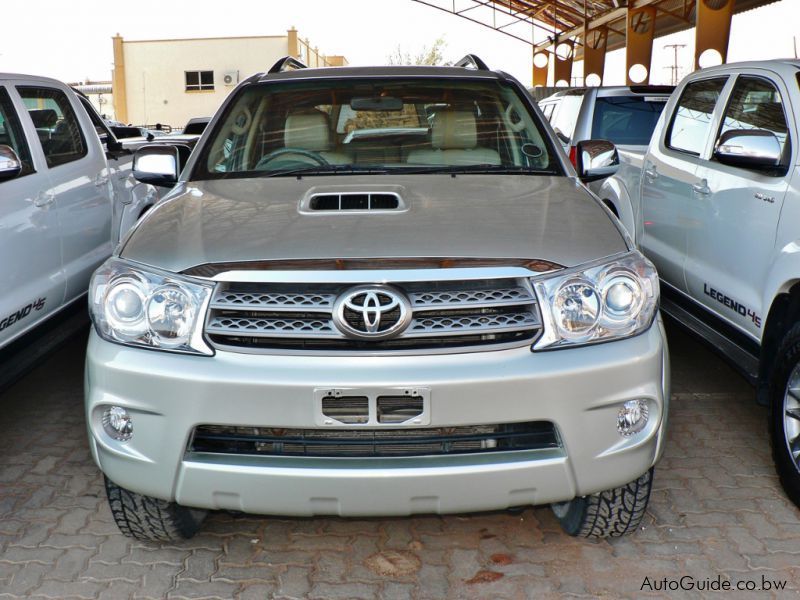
[189, 422, 559, 458]
[205, 277, 542, 352]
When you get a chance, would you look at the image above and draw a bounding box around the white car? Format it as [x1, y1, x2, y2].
[0, 73, 158, 351]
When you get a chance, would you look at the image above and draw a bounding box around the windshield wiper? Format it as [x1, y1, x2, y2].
[258, 164, 390, 178]
[394, 164, 554, 175]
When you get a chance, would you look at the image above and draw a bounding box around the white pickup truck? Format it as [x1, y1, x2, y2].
[0, 73, 158, 353]
[598, 59, 800, 507]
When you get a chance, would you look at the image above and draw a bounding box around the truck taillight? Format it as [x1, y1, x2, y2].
[568, 145, 577, 168]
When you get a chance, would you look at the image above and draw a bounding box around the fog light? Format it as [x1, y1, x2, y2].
[102, 406, 133, 441]
[617, 399, 649, 436]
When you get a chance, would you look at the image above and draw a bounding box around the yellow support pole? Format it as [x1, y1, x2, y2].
[625, 6, 656, 85]
[111, 34, 128, 124]
[695, 0, 734, 69]
[583, 27, 608, 85]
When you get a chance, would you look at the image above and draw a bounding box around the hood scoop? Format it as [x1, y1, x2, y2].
[304, 192, 403, 213]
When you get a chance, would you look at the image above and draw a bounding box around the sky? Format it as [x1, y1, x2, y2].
[0, 0, 797, 87]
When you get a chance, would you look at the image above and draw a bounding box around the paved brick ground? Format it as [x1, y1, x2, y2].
[1, 323, 799, 599]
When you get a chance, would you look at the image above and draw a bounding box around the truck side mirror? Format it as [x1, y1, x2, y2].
[575, 139, 619, 183]
[0, 145, 22, 182]
[713, 129, 782, 171]
[133, 144, 188, 186]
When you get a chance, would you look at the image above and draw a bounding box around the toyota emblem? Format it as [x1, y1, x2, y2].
[332, 286, 412, 340]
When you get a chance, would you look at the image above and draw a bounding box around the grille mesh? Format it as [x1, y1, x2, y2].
[205, 278, 541, 352]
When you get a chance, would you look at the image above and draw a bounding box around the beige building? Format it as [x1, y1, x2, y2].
[112, 29, 347, 127]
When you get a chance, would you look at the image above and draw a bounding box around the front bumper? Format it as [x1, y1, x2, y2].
[85, 318, 669, 517]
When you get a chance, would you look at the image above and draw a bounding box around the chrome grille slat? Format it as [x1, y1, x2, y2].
[205, 275, 543, 352]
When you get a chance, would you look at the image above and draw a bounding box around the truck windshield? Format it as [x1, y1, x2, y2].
[591, 96, 668, 146]
[195, 77, 558, 179]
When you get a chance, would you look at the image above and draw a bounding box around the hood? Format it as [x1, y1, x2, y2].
[120, 175, 627, 273]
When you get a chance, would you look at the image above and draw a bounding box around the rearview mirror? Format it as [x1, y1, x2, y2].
[0, 145, 22, 182]
[133, 144, 183, 186]
[575, 139, 619, 182]
[714, 129, 782, 170]
[350, 97, 403, 111]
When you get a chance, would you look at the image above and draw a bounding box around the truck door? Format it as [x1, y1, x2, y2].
[639, 77, 728, 293]
[687, 73, 792, 339]
[17, 85, 112, 302]
[0, 85, 65, 348]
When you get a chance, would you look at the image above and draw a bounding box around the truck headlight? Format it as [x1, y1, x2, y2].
[533, 251, 658, 350]
[90, 258, 214, 355]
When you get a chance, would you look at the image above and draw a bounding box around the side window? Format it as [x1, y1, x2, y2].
[0, 87, 34, 176]
[550, 95, 583, 144]
[78, 96, 113, 144]
[716, 76, 791, 165]
[666, 77, 727, 156]
[17, 86, 87, 168]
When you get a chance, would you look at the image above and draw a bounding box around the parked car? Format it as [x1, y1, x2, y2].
[600, 59, 800, 507]
[0, 73, 158, 350]
[85, 55, 668, 542]
[181, 116, 211, 135]
[537, 86, 673, 213]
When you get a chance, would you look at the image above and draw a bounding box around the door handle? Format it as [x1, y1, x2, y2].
[94, 174, 109, 188]
[644, 166, 658, 181]
[692, 180, 711, 196]
[33, 191, 55, 208]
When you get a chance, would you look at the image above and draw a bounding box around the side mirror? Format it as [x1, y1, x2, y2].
[133, 144, 181, 186]
[575, 139, 619, 182]
[0, 145, 22, 182]
[714, 129, 782, 170]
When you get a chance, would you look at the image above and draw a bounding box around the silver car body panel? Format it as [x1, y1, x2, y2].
[86, 318, 668, 516]
[120, 176, 628, 272]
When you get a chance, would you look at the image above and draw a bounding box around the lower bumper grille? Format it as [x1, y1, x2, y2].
[190, 422, 559, 458]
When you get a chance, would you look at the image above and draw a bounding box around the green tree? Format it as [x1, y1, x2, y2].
[388, 37, 452, 66]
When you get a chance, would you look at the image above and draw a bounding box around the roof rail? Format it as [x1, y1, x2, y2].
[454, 54, 490, 71]
[267, 56, 309, 74]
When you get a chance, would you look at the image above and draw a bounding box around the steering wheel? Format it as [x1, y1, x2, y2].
[255, 147, 329, 169]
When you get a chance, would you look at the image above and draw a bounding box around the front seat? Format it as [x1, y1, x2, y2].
[407, 109, 501, 166]
[283, 110, 350, 165]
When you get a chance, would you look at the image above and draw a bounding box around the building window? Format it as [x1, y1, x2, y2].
[185, 71, 214, 92]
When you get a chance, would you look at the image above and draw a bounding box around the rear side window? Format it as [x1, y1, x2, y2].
[666, 78, 727, 156]
[591, 96, 668, 146]
[17, 86, 87, 168]
[0, 87, 34, 177]
[550, 94, 584, 144]
[717, 76, 791, 163]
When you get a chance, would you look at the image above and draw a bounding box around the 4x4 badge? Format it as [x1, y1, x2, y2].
[332, 286, 412, 340]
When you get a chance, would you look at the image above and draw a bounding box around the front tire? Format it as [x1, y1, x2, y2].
[551, 468, 653, 538]
[768, 324, 800, 507]
[105, 476, 207, 542]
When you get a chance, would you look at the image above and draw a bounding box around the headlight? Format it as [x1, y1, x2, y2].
[533, 251, 658, 350]
[90, 257, 214, 355]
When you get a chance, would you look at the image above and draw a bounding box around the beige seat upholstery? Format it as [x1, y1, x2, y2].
[283, 111, 350, 165]
[407, 109, 501, 166]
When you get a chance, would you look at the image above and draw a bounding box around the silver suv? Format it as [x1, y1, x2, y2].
[85, 56, 669, 541]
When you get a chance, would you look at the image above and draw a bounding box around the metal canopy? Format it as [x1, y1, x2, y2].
[412, 0, 778, 59]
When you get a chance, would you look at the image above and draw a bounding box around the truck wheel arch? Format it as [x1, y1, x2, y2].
[759, 282, 800, 405]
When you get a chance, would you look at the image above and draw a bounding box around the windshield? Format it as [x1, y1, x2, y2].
[195, 77, 559, 178]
